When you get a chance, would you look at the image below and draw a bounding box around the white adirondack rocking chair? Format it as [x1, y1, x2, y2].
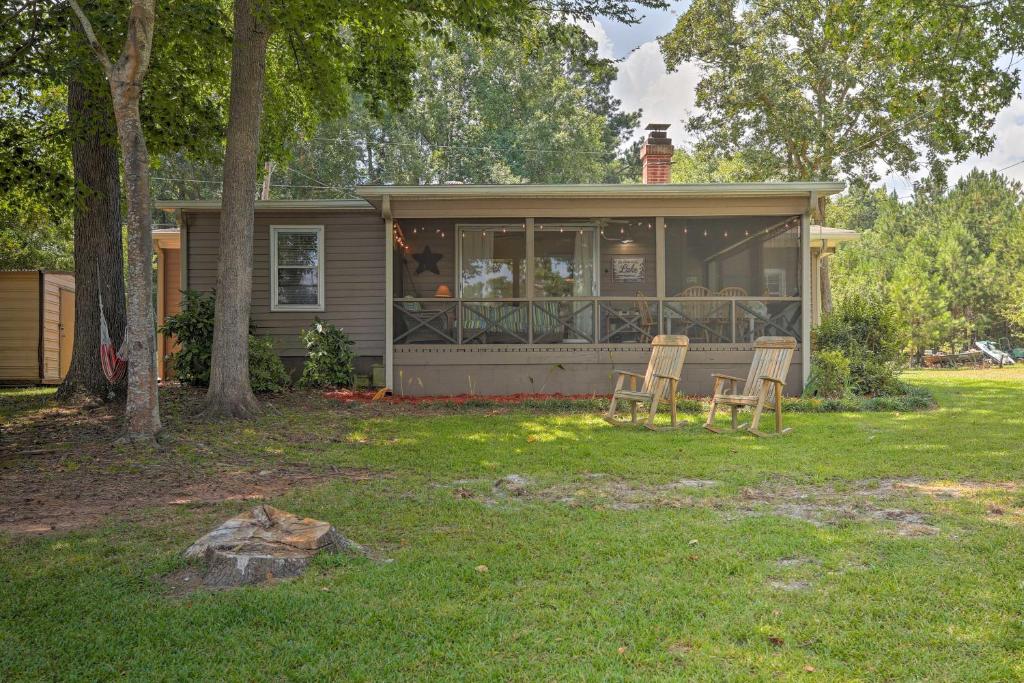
[703, 336, 796, 437]
[603, 335, 689, 430]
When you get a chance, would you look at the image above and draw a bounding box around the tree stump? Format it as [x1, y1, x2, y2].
[184, 505, 361, 587]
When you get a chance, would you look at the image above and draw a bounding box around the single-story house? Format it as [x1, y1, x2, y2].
[155, 126, 849, 396]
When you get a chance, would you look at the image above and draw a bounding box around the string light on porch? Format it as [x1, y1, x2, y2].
[392, 221, 411, 253]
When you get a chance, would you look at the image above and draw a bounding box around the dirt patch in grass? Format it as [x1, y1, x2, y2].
[448, 473, 1022, 536]
[0, 390, 384, 535]
[869, 479, 1021, 499]
[0, 457, 379, 535]
[448, 473, 721, 510]
[735, 483, 943, 536]
[535, 474, 720, 511]
[768, 578, 812, 591]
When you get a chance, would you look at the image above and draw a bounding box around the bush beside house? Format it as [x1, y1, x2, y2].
[161, 290, 290, 393]
[810, 295, 909, 397]
[298, 319, 355, 389]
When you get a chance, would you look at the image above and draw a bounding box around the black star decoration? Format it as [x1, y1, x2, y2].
[413, 245, 443, 274]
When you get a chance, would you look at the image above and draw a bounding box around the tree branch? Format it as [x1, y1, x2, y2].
[66, 0, 113, 75]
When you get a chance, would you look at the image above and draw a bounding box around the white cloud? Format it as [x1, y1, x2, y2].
[579, 20, 615, 60]
[871, 88, 1024, 194]
[587, 17, 1023, 186]
[945, 95, 1024, 183]
[581, 20, 702, 146]
[611, 41, 702, 143]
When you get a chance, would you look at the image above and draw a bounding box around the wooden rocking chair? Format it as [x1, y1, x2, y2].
[703, 336, 796, 437]
[604, 335, 689, 431]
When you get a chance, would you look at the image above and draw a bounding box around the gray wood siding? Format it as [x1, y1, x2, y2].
[186, 210, 386, 357]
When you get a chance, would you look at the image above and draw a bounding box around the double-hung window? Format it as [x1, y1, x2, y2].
[270, 225, 324, 311]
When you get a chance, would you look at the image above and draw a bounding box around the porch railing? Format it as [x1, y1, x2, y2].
[393, 296, 801, 346]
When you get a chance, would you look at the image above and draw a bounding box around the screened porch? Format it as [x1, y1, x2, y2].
[391, 215, 804, 346]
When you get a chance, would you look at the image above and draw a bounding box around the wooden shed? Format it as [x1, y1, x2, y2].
[0, 271, 75, 385]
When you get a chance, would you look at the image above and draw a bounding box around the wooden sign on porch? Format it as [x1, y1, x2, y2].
[612, 257, 645, 283]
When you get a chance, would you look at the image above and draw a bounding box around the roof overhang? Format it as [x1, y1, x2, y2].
[153, 199, 375, 211]
[355, 182, 844, 207]
[810, 224, 860, 248]
[154, 182, 847, 220]
[152, 228, 180, 249]
[357, 182, 845, 219]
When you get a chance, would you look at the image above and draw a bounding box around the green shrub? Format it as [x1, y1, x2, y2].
[249, 336, 291, 393]
[159, 290, 215, 385]
[812, 295, 908, 395]
[298, 318, 355, 389]
[160, 289, 289, 393]
[804, 350, 851, 399]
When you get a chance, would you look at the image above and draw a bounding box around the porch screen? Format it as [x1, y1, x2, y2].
[271, 226, 324, 310]
[459, 227, 525, 298]
[533, 226, 597, 297]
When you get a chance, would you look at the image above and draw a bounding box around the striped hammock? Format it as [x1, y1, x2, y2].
[99, 292, 127, 384]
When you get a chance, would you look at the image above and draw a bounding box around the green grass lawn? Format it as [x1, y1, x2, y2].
[2, 368, 1023, 681]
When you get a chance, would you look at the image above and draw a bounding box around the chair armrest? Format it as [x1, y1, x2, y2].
[758, 375, 786, 386]
[651, 372, 680, 381]
[711, 373, 745, 382]
[613, 370, 645, 379]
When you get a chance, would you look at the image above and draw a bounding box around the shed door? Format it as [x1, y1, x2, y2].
[58, 288, 75, 378]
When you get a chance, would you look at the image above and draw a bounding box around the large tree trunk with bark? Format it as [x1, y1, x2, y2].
[68, 0, 160, 442]
[203, 0, 270, 419]
[58, 76, 127, 401]
[112, 81, 161, 440]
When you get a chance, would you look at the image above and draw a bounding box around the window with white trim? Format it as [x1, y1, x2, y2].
[271, 225, 324, 311]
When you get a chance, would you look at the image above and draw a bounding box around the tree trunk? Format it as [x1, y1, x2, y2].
[111, 81, 161, 441]
[57, 76, 127, 401]
[203, 0, 270, 419]
[67, 0, 160, 442]
[819, 254, 833, 317]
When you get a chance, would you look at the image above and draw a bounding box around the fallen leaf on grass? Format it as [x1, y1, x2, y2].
[768, 636, 785, 647]
[475, 564, 489, 573]
[617, 646, 627, 655]
[804, 665, 816, 673]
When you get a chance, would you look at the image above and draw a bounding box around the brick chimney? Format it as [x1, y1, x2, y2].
[641, 123, 673, 184]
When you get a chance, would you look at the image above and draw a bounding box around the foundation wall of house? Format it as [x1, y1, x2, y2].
[393, 345, 802, 397]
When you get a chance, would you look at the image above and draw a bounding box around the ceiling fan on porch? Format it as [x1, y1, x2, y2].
[594, 217, 652, 244]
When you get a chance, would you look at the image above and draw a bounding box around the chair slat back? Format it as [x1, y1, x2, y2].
[642, 335, 689, 395]
[742, 336, 796, 399]
[636, 292, 655, 328]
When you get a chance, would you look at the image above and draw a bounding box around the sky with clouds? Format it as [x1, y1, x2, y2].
[584, 2, 1024, 193]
